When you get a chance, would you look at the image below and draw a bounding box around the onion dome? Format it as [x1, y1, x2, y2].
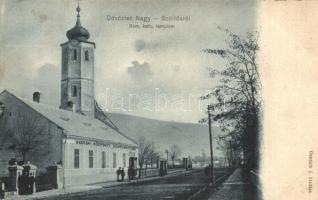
[66, 4, 90, 41]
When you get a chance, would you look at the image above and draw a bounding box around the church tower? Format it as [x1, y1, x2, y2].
[60, 3, 95, 117]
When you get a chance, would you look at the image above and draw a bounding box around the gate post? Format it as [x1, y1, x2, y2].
[47, 162, 63, 189]
[23, 162, 37, 193]
[7, 162, 23, 195]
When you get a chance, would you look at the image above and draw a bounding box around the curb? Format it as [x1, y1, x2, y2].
[18, 170, 192, 200]
[186, 170, 233, 200]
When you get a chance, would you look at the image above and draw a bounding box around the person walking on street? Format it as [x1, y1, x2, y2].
[116, 167, 121, 181]
[121, 168, 125, 181]
[128, 168, 133, 181]
[0, 180, 5, 200]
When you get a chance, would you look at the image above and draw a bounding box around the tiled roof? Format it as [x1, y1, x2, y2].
[1, 90, 137, 148]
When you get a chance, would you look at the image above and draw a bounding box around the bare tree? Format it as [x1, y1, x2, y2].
[138, 137, 160, 168]
[138, 136, 152, 168]
[0, 103, 11, 149]
[146, 141, 159, 168]
[200, 28, 261, 169]
[192, 150, 209, 168]
[7, 112, 48, 162]
[169, 144, 181, 167]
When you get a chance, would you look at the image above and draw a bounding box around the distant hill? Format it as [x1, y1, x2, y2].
[105, 112, 224, 158]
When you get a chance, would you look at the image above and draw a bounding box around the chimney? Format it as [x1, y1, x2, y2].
[33, 92, 40, 103]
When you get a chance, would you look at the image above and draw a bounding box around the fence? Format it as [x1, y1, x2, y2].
[35, 172, 56, 192]
[138, 168, 160, 179]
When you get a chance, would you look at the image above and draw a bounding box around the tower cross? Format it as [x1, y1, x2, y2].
[76, 0, 81, 17]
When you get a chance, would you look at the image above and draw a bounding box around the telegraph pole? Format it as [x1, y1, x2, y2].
[165, 150, 169, 169]
[207, 105, 215, 184]
[229, 140, 233, 167]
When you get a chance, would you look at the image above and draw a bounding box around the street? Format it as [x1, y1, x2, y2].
[41, 169, 227, 200]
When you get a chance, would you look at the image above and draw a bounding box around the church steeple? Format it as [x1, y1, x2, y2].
[75, 4, 81, 25]
[60, 1, 95, 117]
[66, 0, 90, 42]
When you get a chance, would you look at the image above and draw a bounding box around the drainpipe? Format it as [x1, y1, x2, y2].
[62, 131, 67, 189]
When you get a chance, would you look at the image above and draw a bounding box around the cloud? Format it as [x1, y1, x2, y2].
[134, 39, 160, 52]
[171, 65, 180, 73]
[134, 40, 146, 52]
[31, 9, 48, 23]
[127, 61, 153, 82]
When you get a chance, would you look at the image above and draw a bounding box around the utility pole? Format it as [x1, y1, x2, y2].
[207, 105, 215, 184]
[165, 149, 169, 169]
[229, 140, 233, 167]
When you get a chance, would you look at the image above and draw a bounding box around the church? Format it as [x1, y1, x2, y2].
[0, 4, 138, 187]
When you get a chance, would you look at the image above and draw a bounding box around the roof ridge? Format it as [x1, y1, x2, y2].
[0, 90, 137, 147]
[94, 100, 138, 145]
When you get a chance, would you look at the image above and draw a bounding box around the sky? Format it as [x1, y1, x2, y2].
[0, 0, 257, 123]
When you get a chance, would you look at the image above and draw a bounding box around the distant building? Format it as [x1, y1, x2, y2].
[0, 4, 138, 187]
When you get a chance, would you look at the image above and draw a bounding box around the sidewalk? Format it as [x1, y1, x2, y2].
[6, 169, 190, 200]
[208, 168, 261, 200]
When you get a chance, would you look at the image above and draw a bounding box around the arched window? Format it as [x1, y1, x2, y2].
[33, 92, 40, 103]
[72, 85, 77, 97]
[85, 50, 89, 61]
[73, 49, 77, 60]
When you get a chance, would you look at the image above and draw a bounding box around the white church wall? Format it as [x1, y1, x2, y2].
[63, 137, 137, 186]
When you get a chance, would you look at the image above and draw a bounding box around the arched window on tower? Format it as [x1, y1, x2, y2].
[72, 85, 77, 97]
[85, 50, 89, 61]
[73, 49, 77, 60]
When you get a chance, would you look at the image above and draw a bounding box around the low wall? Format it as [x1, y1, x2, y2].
[64, 167, 121, 187]
[65, 173, 118, 187]
[138, 168, 159, 178]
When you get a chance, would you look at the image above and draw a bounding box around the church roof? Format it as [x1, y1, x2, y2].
[66, 4, 90, 41]
[0, 90, 137, 148]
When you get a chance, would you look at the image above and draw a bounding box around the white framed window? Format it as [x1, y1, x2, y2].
[113, 152, 117, 168]
[101, 151, 106, 168]
[89, 150, 94, 168]
[73, 49, 77, 60]
[72, 85, 77, 97]
[85, 50, 89, 61]
[74, 149, 80, 168]
[123, 153, 126, 168]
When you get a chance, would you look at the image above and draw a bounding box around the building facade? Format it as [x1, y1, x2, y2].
[0, 4, 138, 187]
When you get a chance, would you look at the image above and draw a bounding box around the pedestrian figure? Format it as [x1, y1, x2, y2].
[120, 168, 125, 181]
[128, 168, 133, 181]
[204, 166, 209, 177]
[0, 180, 5, 200]
[29, 175, 35, 194]
[116, 167, 121, 181]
